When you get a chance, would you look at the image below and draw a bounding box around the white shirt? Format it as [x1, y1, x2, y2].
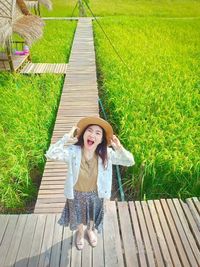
[45, 134, 135, 199]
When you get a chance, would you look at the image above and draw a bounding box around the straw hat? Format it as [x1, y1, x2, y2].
[77, 116, 113, 145]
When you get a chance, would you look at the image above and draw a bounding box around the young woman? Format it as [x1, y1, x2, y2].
[45, 116, 134, 250]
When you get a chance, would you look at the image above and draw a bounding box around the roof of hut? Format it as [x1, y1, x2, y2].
[0, 0, 44, 47]
[25, 0, 52, 11]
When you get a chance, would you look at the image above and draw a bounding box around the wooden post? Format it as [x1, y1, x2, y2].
[38, 2, 41, 16]
[6, 39, 14, 72]
[78, 0, 86, 17]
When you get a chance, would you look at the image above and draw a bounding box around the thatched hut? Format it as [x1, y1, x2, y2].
[25, 0, 52, 16]
[0, 0, 44, 71]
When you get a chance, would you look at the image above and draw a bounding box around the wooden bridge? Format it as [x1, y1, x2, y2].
[0, 198, 199, 267]
[34, 18, 99, 214]
[0, 18, 199, 267]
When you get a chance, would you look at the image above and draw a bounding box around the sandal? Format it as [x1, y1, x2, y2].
[76, 231, 84, 250]
[87, 229, 97, 247]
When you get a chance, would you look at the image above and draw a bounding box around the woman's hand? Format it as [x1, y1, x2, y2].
[68, 126, 79, 139]
[110, 135, 123, 150]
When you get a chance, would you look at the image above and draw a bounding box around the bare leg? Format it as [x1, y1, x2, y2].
[87, 220, 97, 247]
[76, 224, 84, 250]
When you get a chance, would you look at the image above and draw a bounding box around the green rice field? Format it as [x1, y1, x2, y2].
[42, 0, 200, 18]
[31, 21, 76, 63]
[0, 21, 76, 210]
[94, 16, 200, 199]
[0, 0, 199, 211]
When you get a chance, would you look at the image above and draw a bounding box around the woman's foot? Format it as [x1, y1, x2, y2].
[75, 230, 84, 250]
[87, 229, 97, 247]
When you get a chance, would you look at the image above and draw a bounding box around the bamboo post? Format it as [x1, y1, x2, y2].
[78, 0, 86, 17]
[6, 39, 14, 72]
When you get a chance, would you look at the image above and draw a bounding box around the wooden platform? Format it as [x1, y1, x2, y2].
[20, 63, 68, 74]
[42, 17, 80, 20]
[0, 52, 29, 72]
[34, 18, 99, 213]
[0, 198, 199, 267]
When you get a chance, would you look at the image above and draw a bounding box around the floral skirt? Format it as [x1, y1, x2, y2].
[58, 190, 104, 233]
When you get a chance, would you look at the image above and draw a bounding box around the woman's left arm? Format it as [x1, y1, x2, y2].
[109, 135, 135, 166]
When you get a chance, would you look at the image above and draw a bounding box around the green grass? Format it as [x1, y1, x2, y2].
[40, 0, 78, 17]
[0, 20, 76, 210]
[41, 0, 200, 18]
[31, 21, 77, 62]
[94, 16, 200, 200]
[0, 73, 64, 210]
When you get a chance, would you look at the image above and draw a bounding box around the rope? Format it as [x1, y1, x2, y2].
[70, 0, 78, 17]
[83, 0, 132, 73]
[98, 98, 125, 201]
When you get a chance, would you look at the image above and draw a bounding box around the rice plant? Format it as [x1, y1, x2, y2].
[0, 73, 64, 210]
[94, 16, 200, 200]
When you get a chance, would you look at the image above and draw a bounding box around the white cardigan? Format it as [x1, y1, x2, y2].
[45, 133, 135, 199]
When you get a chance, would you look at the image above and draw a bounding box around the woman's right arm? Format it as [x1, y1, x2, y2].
[45, 126, 77, 162]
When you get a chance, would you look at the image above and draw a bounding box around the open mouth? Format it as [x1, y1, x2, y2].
[87, 139, 95, 146]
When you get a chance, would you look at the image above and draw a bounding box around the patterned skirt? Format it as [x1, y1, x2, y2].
[58, 190, 104, 233]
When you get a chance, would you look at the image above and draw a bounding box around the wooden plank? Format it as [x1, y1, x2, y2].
[141, 201, 164, 267]
[148, 200, 173, 266]
[192, 197, 200, 214]
[37, 189, 64, 194]
[93, 232, 104, 267]
[167, 199, 198, 267]
[0, 215, 9, 244]
[104, 201, 123, 267]
[34, 208, 63, 214]
[28, 214, 47, 267]
[50, 214, 63, 267]
[186, 198, 200, 229]
[37, 214, 55, 267]
[4, 215, 27, 267]
[36, 197, 66, 203]
[15, 214, 38, 267]
[104, 201, 125, 267]
[41, 181, 65, 185]
[129, 201, 148, 267]
[173, 199, 200, 264]
[135, 201, 156, 267]
[160, 199, 190, 267]
[118, 201, 138, 267]
[60, 226, 73, 267]
[154, 199, 182, 267]
[71, 231, 82, 267]
[82, 232, 92, 267]
[180, 199, 200, 248]
[33, 202, 65, 208]
[39, 184, 64, 189]
[0, 215, 19, 266]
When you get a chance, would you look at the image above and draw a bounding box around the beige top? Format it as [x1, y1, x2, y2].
[74, 149, 98, 192]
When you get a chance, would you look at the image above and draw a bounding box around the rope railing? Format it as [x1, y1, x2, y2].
[98, 98, 125, 201]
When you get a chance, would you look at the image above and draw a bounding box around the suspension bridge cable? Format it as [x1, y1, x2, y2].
[83, 0, 132, 73]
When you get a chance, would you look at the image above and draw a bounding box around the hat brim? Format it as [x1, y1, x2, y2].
[77, 116, 113, 145]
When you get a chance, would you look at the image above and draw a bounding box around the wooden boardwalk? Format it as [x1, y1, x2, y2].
[34, 18, 99, 213]
[42, 17, 79, 20]
[21, 63, 68, 74]
[0, 198, 199, 267]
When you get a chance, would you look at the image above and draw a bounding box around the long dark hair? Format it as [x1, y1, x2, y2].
[74, 124, 108, 168]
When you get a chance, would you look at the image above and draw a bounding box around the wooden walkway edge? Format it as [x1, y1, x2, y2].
[0, 198, 199, 267]
[20, 63, 68, 74]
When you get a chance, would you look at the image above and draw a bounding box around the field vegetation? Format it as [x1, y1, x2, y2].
[42, 0, 200, 18]
[1, 0, 199, 211]
[0, 21, 76, 210]
[94, 14, 200, 199]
